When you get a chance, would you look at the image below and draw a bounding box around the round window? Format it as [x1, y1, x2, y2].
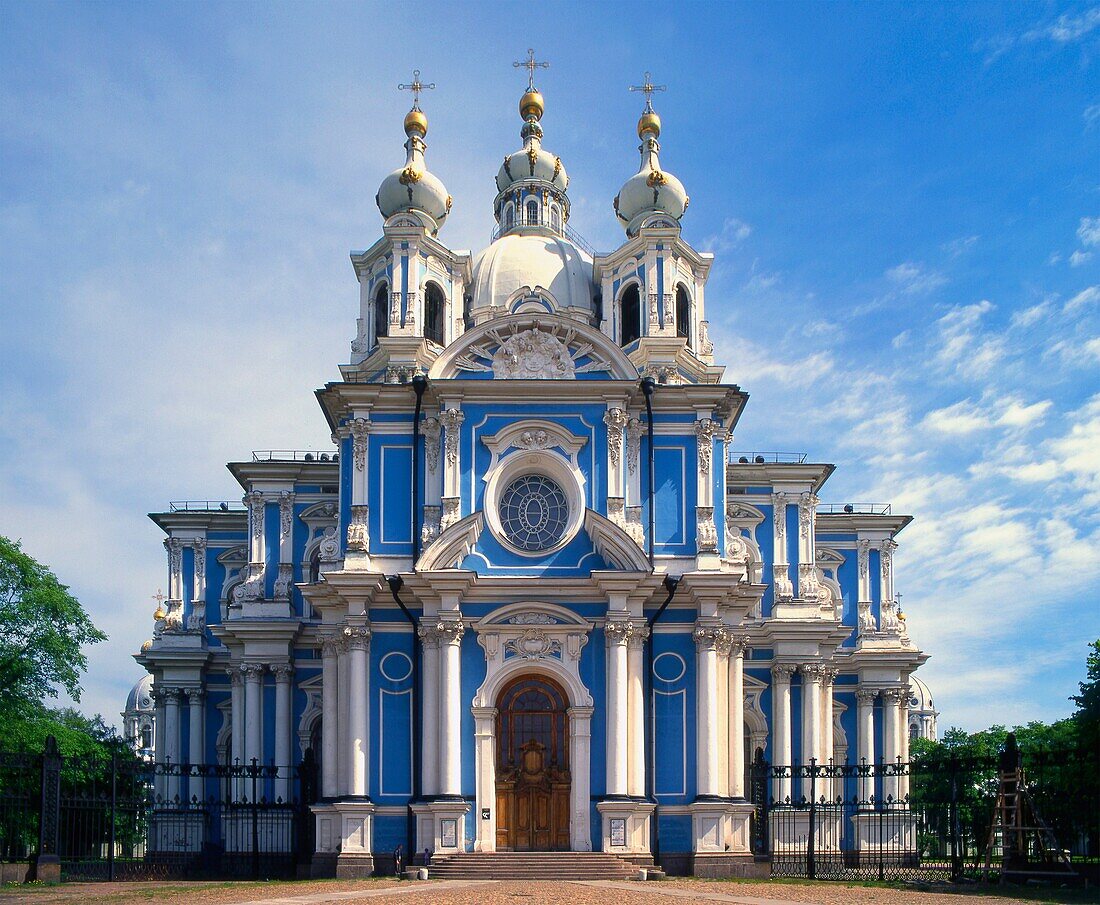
[498, 475, 569, 552]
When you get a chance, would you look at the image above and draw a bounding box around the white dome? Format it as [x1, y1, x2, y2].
[496, 144, 567, 194]
[614, 117, 688, 237]
[125, 674, 154, 713]
[377, 165, 450, 229]
[909, 674, 935, 713]
[470, 234, 595, 312]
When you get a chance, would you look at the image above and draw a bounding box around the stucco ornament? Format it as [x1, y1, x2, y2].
[504, 628, 562, 661]
[491, 328, 575, 379]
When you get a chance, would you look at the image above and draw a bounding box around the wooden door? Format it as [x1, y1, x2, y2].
[495, 675, 571, 851]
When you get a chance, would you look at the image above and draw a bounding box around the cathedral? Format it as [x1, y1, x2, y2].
[135, 59, 929, 878]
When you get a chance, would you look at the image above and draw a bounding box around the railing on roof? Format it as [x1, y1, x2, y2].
[490, 216, 597, 258]
[251, 450, 339, 463]
[168, 501, 247, 512]
[728, 451, 808, 464]
[818, 503, 893, 516]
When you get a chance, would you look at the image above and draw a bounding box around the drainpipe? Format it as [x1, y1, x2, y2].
[646, 574, 679, 868]
[640, 376, 657, 568]
[410, 374, 428, 564]
[387, 575, 419, 860]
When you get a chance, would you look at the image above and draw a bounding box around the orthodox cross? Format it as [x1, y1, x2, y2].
[398, 69, 434, 109]
[629, 71, 666, 112]
[514, 48, 549, 90]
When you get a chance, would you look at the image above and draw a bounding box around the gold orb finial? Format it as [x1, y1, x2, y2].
[520, 89, 544, 122]
[141, 640, 153, 652]
[404, 107, 428, 136]
[153, 604, 166, 621]
[638, 111, 661, 138]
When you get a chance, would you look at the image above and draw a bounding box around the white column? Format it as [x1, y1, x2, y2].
[163, 687, 181, 802]
[568, 707, 594, 851]
[820, 668, 837, 799]
[337, 639, 350, 795]
[856, 688, 877, 806]
[273, 663, 294, 802]
[419, 622, 441, 796]
[627, 624, 648, 797]
[800, 665, 823, 800]
[275, 491, 295, 599]
[771, 664, 795, 804]
[439, 409, 464, 532]
[320, 635, 339, 798]
[345, 625, 371, 797]
[771, 493, 793, 599]
[604, 408, 629, 503]
[715, 637, 731, 798]
[796, 492, 820, 599]
[604, 618, 630, 797]
[473, 707, 496, 851]
[693, 623, 722, 798]
[243, 664, 264, 770]
[899, 682, 911, 801]
[187, 688, 204, 801]
[728, 638, 748, 799]
[229, 667, 244, 799]
[882, 686, 903, 804]
[438, 618, 464, 796]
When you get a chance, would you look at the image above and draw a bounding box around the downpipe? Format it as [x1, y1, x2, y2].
[646, 574, 679, 868]
[387, 575, 420, 860]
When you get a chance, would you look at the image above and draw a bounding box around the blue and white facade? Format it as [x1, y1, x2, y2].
[136, 74, 928, 876]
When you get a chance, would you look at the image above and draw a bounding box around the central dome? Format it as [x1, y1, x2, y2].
[470, 234, 595, 314]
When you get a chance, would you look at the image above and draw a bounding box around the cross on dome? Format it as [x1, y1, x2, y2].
[629, 71, 666, 113]
[398, 69, 435, 110]
[514, 48, 549, 91]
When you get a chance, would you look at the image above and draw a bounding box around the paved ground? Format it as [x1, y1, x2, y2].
[0, 878, 1087, 905]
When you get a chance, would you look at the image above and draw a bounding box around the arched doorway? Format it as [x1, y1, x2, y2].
[494, 674, 571, 851]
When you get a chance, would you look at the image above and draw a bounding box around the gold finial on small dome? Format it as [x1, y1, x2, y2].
[520, 89, 544, 121]
[153, 604, 166, 621]
[404, 108, 428, 136]
[141, 640, 153, 652]
[638, 111, 661, 138]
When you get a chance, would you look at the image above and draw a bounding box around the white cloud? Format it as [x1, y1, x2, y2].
[942, 235, 979, 257]
[704, 217, 752, 254]
[922, 400, 992, 435]
[1086, 104, 1100, 130]
[1077, 216, 1100, 248]
[1070, 250, 1093, 267]
[1065, 285, 1100, 312]
[921, 396, 1052, 435]
[1011, 301, 1053, 328]
[885, 261, 947, 295]
[1039, 6, 1100, 43]
[891, 330, 910, 349]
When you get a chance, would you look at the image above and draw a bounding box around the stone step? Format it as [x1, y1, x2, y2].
[427, 851, 641, 880]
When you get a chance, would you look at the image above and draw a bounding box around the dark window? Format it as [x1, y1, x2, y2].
[505, 205, 514, 229]
[526, 199, 539, 224]
[425, 283, 445, 345]
[141, 726, 152, 750]
[620, 284, 641, 346]
[374, 284, 389, 340]
[308, 548, 321, 584]
[675, 284, 691, 346]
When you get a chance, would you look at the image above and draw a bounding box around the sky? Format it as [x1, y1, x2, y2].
[1, 1, 1098, 734]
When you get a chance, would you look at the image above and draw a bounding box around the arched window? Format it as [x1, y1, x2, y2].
[373, 283, 389, 341]
[308, 548, 321, 584]
[504, 204, 514, 230]
[619, 283, 642, 347]
[550, 205, 561, 233]
[141, 726, 153, 750]
[424, 283, 445, 345]
[526, 199, 539, 225]
[675, 284, 691, 346]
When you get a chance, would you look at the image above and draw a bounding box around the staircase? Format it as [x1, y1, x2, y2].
[427, 851, 642, 880]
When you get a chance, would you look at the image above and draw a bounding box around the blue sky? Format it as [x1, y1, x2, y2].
[1, 1, 1097, 732]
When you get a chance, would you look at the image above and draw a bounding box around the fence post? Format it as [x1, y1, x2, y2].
[250, 758, 260, 881]
[807, 758, 817, 881]
[108, 749, 117, 882]
[949, 754, 961, 882]
[33, 735, 62, 882]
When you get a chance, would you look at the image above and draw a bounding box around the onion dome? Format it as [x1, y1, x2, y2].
[495, 92, 569, 197]
[614, 96, 688, 236]
[376, 100, 451, 234]
[125, 674, 154, 712]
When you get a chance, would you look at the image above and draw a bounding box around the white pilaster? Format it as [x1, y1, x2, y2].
[568, 707, 594, 851]
[439, 408, 464, 532]
[693, 622, 725, 798]
[321, 635, 339, 798]
[419, 621, 441, 796]
[273, 663, 293, 802]
[472, 707, 496, 851]
[771, 493, 793, 600]
[728, 637, 749, 799]
[229, 667, 244, 798]
[347, 419, 371, 555]
[882, 686, 903, 803]
[856, 688, 877, 805]
[337, 639, 350, 796]
[626, 624, 648, 797]
[771, 664, 795, 803]
[163, 687, 181, 802]
[796, 492, 820, 599]
[243, 664, 263, 769]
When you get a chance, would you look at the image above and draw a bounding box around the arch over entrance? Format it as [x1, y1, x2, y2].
[494, 674, 571, 851]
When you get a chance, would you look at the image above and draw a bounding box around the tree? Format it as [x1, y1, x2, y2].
[0, 535, 107, 718]
[1070, 639, 1100, 755]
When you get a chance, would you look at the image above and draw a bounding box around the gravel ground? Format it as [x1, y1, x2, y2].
[0, 878, 1077, 905]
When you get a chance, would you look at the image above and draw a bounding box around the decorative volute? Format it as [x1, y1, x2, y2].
[376, 70, 452, 235]
[614, 72, 688, 237]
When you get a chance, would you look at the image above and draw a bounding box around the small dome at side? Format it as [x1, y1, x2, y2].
[125, 673, 154, 712]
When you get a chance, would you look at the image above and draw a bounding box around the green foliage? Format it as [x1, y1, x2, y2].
[1071, 639, 1100, 754]
[0, 536, 106, 717]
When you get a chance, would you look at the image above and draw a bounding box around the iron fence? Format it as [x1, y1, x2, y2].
[0, 738, 318, 881]
[750, 745, 1098, 883]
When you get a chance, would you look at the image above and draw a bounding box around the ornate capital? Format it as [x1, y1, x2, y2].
[418, 620, 442, 648]
[626, 622, 650, 650]
[604, 618, 633, 646]
[626, 418, 645, 475]
[857, 539, 870, 580]
[856, 688, 878, 705]
[437, 619, 465, 646]
[349, 418, 371, 472]
[729, 635, 751, 657]
[692, 622, 727, 651]
[882, 685, 909, 706]
[240, 663, 265, 681]
[422, 416, 441, 472]
[440, 408, 465, 467]
[694, 419, 722, 475]
[271, 663, 295, 682]
[798, 492, 818, 539]
[320, 633, 341, 657]
[800, 663, 828, 683]
[226, 666, 242, 687]
[342, 624, 372, 650]
[184, 687, 205, 704]
[604, 408, 629, 471]
[771, 662, 798, 682]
